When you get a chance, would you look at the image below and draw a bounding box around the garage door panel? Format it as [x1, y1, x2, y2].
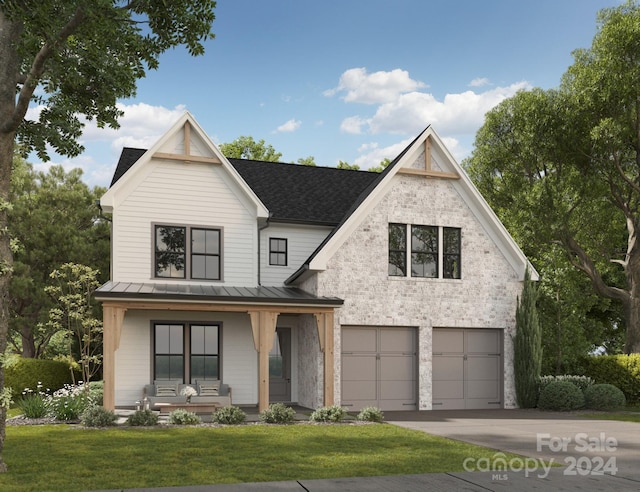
[342, 355, 376, 381]
[380, 380, 415, 400]
[342, 328, 377, 352]
[466, 356, 500, 380]
[433, 380, 464, 399]
[466, 330, 500, 354]
[342, 380, 377, 401]
[380, 328, 415, 352]
[433, 329, 464, 353]
[380, 355, 415, 380]
[432, 328, 503, 410]
[432, 356, 463, 380]
[341, 327, 416, 411]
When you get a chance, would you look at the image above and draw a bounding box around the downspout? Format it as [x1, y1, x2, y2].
[257, 213, 271, 286]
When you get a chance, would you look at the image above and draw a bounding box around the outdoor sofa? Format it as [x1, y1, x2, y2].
[142, 380, 232, 409]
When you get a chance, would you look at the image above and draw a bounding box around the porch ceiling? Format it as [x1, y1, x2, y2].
[95, 281, 343, 308]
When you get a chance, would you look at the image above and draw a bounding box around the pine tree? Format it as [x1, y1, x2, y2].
[514, 268, 542, 408]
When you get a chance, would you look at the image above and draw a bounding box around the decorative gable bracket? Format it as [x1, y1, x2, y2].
[398, 136, 460, 180]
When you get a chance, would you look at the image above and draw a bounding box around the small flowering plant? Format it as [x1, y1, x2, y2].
[180, 385, 198, 402]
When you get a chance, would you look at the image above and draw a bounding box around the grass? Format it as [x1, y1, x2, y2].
[0, 423, 525, 491]
[583, 412, 640, 423]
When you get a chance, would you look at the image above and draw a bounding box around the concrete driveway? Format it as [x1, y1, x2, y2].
[386, 408, 640, 489]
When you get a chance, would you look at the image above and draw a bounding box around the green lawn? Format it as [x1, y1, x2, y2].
[0, 423, 524, 491]
[583, 412, 640, 423]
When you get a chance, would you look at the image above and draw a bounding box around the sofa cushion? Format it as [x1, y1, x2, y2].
[198, 381, 220, 396]
[155, 382, 178, 397]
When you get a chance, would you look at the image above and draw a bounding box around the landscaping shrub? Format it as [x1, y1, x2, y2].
[5, 357, 76, 396]
[18, 384, 48, 419]
[81, 406, 118, 427]
[537, 381, 585, 411]
[538, 375, 594, 394]
[168, 409, 201, 425]
[310, 405, 347, 422]
[259, 403, 296, 424]
[87, 381, 104, 406]
[211, 405, 246, 425]
[356, 406, 385, 423]
[580, 354, 640, 403]
[127, 409, 159, 426]
[584, 384, 626, 410]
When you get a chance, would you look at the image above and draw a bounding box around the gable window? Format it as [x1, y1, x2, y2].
[411, 225, 438, 278]
[389, 224, 461, 279]
[388, 223, 407, 276]
[269, 238, 288, 266]
[154, 323, 220, 383]
[154, 224, 221, 280]
[443, 227, 461, 279]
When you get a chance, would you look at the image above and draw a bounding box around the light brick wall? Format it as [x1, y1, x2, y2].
[304, 173, 522, 410]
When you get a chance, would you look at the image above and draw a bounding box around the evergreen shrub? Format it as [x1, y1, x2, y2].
[356, 406, 385, 422]
[127, 409, 159, 426]
[259, 403, 295, 424]
[168, 409, 201, 425]
[310, 405, 347, 422]
[538, 381, 585, 411]
[584, 384, 626, 410]
[580, 354, 640, 403]
[5, 358, 76, 395]
[81, 406, 118, 427]
[211, 405, 246, 425]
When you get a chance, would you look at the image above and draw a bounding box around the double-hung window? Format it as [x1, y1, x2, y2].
[153, 323, 220, 383]
[154, 224, 221, 280]
[269, 238, 288, 266]
[389, 224, 461, 279]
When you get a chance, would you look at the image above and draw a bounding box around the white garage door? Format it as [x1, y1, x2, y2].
[432, 328, 503, 410]
[341, 326, 417, 411]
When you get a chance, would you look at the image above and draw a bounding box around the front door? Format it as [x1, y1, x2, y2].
[269, 327, 291, 402]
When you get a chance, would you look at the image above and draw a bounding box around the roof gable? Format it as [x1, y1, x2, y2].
[100, 112, 268, 219]
[288, 126, 537, 283]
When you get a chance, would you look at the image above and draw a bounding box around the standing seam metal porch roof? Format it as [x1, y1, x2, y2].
[95, 281, 343, 306]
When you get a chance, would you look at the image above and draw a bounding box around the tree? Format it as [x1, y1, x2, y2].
[296, 156, 316, 166]
[514, 269, 542, 408]
[368, 157, 392, 173]
[466, 2, 640, 354]
[219, 136, 282, 161]
[43, 263, 102, 385]
[337, 160, 360, 170]
[0, 0, 216, 472]
[9, 160, 109, 358]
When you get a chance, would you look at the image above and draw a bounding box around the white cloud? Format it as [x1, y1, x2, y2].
[324, 67, 427, 104]
[469, 77, 491, 87]
[274, 119, 301, 133]
[340, 115, 368, 134]
[352, 81, 531, 136]
[353, 138, 412, 171]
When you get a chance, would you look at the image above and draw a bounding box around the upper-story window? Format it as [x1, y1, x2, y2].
[389, 223, 461, 279]
[154, 224, 221, 280]
[269, 238, 288, 266]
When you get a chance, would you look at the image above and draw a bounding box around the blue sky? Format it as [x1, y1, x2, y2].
[29, 0, 624, 188]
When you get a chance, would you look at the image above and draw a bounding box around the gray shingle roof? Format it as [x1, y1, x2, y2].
[110, 149, 378, 226]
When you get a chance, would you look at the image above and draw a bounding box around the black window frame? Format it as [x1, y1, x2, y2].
[153, 224, 222, 281]
[411, 225, 438, 278]
[153, 322, 221, 383]
[443, 227, 461, 279]
[388, 223, 407, 276]
[269, 237, 288, 266]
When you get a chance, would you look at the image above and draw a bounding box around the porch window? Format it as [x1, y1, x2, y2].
[153, 323, 220, 382]
[154, 224, 221, 280]
[269, 238, 288, 266]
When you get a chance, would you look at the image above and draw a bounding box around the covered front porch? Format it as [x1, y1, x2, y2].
[96, 282, 343, 412]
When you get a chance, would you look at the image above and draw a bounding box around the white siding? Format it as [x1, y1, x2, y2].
[114, 310, 259, 407]
[111, 160, 258, 286]
[260, 224, 332, 286]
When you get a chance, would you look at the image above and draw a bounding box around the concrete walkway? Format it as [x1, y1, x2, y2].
[106, 409, 640, 492]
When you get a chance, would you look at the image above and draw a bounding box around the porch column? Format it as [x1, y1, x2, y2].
[314, 312, 335, 406]
[249, 310, 279, 412]
[102, 305, 126, 410]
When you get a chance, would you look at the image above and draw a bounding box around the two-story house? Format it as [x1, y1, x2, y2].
[96, 112, 535, 413]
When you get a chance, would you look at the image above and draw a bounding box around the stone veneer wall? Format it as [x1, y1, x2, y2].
[301, 172, 523, 410]
[296, 313, 324, 409]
